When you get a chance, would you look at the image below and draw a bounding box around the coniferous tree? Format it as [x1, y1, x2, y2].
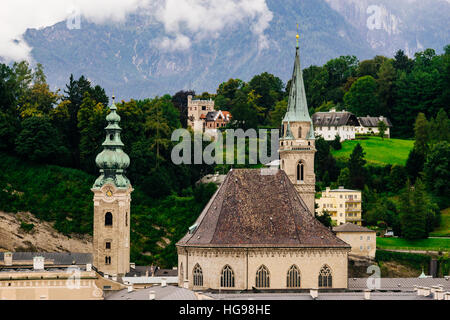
[348, 143, 366, 189]
[399, 180, 427, 240]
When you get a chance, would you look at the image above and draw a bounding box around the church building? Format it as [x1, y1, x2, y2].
[177, 35, 351, 291]
[92, 98, 133, 277]
[279, 34, 316, 214]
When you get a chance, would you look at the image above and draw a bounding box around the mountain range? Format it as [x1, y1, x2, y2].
[21, 0, 450, 99]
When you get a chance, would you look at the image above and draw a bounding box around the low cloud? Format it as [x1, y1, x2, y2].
[0, 0, 273, 62]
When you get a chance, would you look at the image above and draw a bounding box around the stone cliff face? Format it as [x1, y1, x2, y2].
[0, 211, 92, 253]
[19, 0, 449, 99]
[325, 0, 450, 56]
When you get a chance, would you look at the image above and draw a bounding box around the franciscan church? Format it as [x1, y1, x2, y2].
[176, 35, 351, 291]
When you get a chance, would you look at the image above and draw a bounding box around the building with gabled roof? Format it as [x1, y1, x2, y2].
[357, 116, 393, 138]
[177, 169, 350, 291]
[312, 109, 359, 141]
[333, 223, 376, 259]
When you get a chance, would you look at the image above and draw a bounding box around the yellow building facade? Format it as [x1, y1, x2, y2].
[316, 187, 362, 226]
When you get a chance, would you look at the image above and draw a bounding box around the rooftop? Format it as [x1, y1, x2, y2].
[177, 169, 350, 249]
[333, 223, 375, 233]
[0, 252, 92, 266]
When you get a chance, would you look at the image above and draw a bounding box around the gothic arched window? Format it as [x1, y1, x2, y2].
[105, 256, 111, 265]
[255, 265, 270, 288]
[193, 264, 203, 287]
[318, 265, 332, 288]
[286, 265, 301, 288]
[220, 265, 235, 288]
[298, 127, 302, 139]
[105, 212, 113, 226]
[296, 162, 304, 182]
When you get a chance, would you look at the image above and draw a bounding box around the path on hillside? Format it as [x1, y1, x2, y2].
[378, 248, 447, 255]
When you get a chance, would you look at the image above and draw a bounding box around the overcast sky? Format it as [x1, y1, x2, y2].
[0, 0, 273, 62]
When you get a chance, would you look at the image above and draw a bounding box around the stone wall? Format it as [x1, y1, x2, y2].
[178, 247, 349, 291]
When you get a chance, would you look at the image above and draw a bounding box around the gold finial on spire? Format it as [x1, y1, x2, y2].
[296, 23, 300, 48]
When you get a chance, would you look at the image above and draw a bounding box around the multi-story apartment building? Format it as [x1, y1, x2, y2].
[315, 187, 362, 226]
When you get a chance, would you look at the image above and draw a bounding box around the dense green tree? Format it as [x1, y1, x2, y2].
[424, 141, 449, 204]
[399, 180, 427, 240]
[413, 113, 430, 156]
[172, 90, 195, 128]
[77, 93, 108, 173]
[393, 50, 413, 73]
[344, 76, 380, 116]
[0, 64, 20, 150]
[348, 143, 366, 189]
[15, 116, 69, 164]
[269, 99, 287, 128]
[248, 72, 284, 123]
[315, 211, 333, 228]
[330, 135, 342, 150]
[337, 167, 351, 188]
[377, 59, 397, 117]
[303, 65, 328, 110]
[429, 108, 449, 144]
[377, 120, 387, 140]
[315, 137, 338, 183]
[388, 164, 407, 191]
[405, 148, 425, 183]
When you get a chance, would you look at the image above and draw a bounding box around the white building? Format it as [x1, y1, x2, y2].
[312, 109, 359, 142]
[356, 116, 392, 138]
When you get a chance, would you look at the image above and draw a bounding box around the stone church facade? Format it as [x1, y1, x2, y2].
[177, 170, 350, 291]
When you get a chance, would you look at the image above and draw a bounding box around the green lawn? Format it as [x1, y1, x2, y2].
[377, 237, 450, 252]
[430, 208, 450, 237]
[331, 136, 414, 166]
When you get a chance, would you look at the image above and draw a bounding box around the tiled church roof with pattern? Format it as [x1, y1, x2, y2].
[177, 169, 350, 249]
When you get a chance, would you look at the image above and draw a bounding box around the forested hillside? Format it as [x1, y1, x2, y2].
[0, 44, 448, 267]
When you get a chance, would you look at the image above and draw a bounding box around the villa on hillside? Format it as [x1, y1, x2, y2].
[187, 95, 232, 134]
[312, 109, 359, 142]
[356, 116, 393, 138]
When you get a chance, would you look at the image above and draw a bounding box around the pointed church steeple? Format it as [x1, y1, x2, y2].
[93, 96, 130, 189]
[283, 34, 312, 124]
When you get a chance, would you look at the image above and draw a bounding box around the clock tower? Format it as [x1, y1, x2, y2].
[92, 97, 133, 276]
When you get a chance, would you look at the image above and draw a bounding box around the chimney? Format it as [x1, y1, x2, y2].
[149, 291, 156, 300]
[33, 256, 45, 270]
[364, 289, 371, 300]
[4, 252, 12, 266]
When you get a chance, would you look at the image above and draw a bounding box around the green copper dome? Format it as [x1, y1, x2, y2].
[93, 100, 131, 189]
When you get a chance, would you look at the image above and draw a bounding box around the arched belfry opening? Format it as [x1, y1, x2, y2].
[105, 212, 113, 226]
[296, 162, 304, 182]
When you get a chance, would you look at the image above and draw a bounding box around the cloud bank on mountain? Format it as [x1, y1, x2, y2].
[0, 0, 273, 62]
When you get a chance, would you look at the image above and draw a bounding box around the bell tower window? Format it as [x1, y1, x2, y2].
[297, 162, 304, 182]
[298, 127, 302, 139]
[105, 212, 113, 226]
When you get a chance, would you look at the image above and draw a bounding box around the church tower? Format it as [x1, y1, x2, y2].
[92, 97, 133, 276]
[280, 34, 316, 214]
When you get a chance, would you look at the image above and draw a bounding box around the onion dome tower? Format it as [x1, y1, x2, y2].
[92, 97, 133, 276]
